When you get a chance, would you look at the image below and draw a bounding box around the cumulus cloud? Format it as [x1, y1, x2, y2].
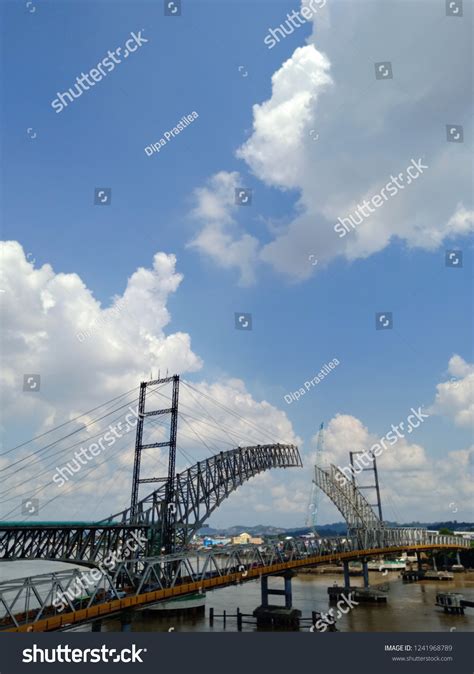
[309, 411, 473, 523]
[0, 242, 300, 520]
[413, 203, 474, 250]
[237, 46, 333, 190]
[187, 171, 260, 286]
[0, 240, 202, 431]
[212, 470, 308, 528]
[430, 355, 474, 428]
[188, 2, 473, 282]
[321, 413, 427, 473]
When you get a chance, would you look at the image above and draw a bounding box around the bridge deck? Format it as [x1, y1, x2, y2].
[2, 543, 465, 633]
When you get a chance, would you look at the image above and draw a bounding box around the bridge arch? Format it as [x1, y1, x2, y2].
[0, 444, 302, 561]
[312, 463, 383, 534]
[104, 444, 303, 551]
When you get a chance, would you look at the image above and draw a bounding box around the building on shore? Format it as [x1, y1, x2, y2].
[231, 532, 264, 545]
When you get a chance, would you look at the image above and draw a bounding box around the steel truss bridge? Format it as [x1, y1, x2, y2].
[0, 530, 469, 632]
[0, 376, 470, 632]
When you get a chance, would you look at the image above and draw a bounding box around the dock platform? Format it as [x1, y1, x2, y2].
[327, 586, 387, 603]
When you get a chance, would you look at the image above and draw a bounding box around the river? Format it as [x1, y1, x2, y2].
[76, 570, 474, 633]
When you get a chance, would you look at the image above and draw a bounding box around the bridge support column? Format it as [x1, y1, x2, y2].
[91, 620, 102, 632]
[456, 551, 461, 565]
[261, 576, 269, 608]
[284, 575, 292, 609]
[432, 555, 437, 571]
[343, 560, 351, 590]
[416, 552, 422, 572]
[362, 559, 369, 588]
[254, 572, 300, 629]
[260, 572, 293, 609]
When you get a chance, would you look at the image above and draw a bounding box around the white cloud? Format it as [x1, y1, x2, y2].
[0, 240, 202, 431]
[187, 171, 259, 286]
[430, 355, 474, 428]
[188, 2, 473, 282]
[321, 413, 427, 473]
[0, 242, 300, 520]
[446, 204, 474, 235]
[237, 46, 333, 190]
[309, 412, 473, 523]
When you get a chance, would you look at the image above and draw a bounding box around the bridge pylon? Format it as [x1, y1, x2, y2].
[130, 375, 180, 554]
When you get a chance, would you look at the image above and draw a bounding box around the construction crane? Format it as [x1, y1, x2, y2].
[305, 422, 324, 536]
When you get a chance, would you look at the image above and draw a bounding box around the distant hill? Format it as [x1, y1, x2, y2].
[198, 521, 474, 537]
[199, 522, 354, 537]
[397, 521, 474, 530]
[199, 524, 287, 536]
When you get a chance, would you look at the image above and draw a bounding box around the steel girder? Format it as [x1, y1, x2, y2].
[0, 525, 148, 564]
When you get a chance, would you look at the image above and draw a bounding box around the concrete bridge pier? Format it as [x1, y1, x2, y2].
[343, 560, 351, 590]
[362, 559, 369, 588]
[416, 552, 423, 572]
[432, 555, 438, 571]
[261, 571, 293, 609]
[253, 572, 301, 629]
[456, 551, 462, 565]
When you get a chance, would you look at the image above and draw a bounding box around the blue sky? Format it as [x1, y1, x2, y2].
[1, 0, 473, 527]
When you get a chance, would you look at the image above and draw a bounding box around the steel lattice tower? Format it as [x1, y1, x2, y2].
[130, 375, 179, 553]
[349, 450, 383, 522]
